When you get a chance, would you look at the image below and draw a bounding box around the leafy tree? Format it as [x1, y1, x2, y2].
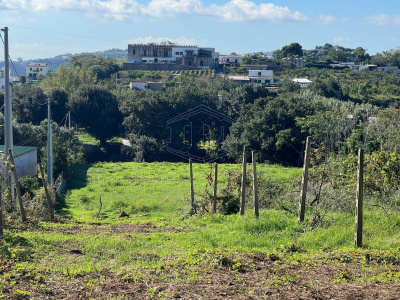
[47, 88, 69, 124]
[41, 64, 97, 94]
[68, 84, 122, 146]
[19, 75, 26, 84]
[327, 49, 349, 62]
[309, 78, 342, 99]
[223, 95, 313, 165]
[251, 51, 264, 59]
[10, 118, 83, 178]
[352, 47, 370, 63]
[279, 79, 301, 93]
[282, 42, 303, 57]
[12, 84, 47, 124]
[241, 56, 252, 65]
[272, 49, 284, 61]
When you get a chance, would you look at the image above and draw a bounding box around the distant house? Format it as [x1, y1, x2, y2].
[228, 70, 274, 86]
[376, 65, 399, 74]
[219, 55, 242, 65]
[292, 78, 312, 87]
[249, 70, 273, 84]
[130, 82, 164, 91]
[0, 146, 38, 177]
[227, 75, 251, 86]
[0, 67, 7, 89]
[352, 64, 377, 71]
[26, 63, 50, 80]
[282, 57, 306, 67]
[0, 67, 20, 89]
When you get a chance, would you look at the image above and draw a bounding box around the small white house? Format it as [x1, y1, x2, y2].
[26, 63, 50, 80]
[292, 78, 312, 88]
[249, 70, 274, 84]
[219, 55, 242, 65]
[0, 146, 38, 177]
[227, 75, 251, 86]
[130, 82, 163, 91]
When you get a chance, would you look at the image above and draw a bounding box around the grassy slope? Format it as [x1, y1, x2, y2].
[2, 162, 400, 298]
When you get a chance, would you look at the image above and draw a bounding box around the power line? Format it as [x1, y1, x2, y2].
[9, 25, 126, 45]
[0, 31, 20, 78]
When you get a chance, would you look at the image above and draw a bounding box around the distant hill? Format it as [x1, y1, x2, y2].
[0, 48, 127, 77]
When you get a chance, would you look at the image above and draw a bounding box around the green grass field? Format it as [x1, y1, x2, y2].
[2, 162, 400, 298]
[64, 162, 301, 220]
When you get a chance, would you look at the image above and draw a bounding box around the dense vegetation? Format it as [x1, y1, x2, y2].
[2, 43, 400, 298]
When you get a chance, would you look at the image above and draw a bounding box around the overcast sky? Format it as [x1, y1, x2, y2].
[0, 0, 399, 60]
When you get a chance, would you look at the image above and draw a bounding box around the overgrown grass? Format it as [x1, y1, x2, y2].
[2, 162, 400, 298]
[65, 162, 301, 220]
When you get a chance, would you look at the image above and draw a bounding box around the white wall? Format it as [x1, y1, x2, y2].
[249, 70, 273, 77]
[0, 149, 38, 178]
[15, 150, 38, 177]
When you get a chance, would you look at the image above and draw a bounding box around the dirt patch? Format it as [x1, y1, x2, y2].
[3, 254, 400, 299]
[51, 222, 191, 236]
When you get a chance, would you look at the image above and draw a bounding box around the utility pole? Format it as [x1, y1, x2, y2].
[2, 27, 12, 161]
[2, 27, 13, 195]
[68, 111, 71, 130]
[47, 98, 53, 187]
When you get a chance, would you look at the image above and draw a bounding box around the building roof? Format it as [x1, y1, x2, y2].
[228, 76, 250, 81]
[0, 146, 37, 157]
[292, 78, 312, 83]
[219, 55, 242, 58]
[27, 63, 49, 67]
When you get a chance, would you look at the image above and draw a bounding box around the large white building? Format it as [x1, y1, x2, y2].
[127, 43, 216, 69]
[26, 63, 50, 80]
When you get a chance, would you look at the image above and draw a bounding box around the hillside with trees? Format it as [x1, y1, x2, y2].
[3, 45, 400, 298]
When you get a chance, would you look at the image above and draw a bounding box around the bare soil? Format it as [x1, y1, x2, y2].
[2, 222, 400, 299]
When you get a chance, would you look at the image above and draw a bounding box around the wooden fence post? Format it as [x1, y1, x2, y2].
[240, 146, 247, 216]
[189, 159, 194, 212]
[298, 136, 311, 223]
[252, 151, 259, 218]
[213, 163, 218, 214]
[355, 148, 364, 248]
[39, 163, 54, 220]
[8, 149, 27, 222]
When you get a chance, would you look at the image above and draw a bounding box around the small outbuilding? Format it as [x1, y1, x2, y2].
[0, 146, 38, 177]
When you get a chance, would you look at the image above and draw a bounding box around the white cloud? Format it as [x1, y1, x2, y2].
[367, 14, 392, 26]
[0, 0, 308, 22]
[208, 0, 308, 22]
[319, 14, 336, 25]
[126, 36, 198, 46]
[333, 36, 350, 44]
[393, 15, 400, 26]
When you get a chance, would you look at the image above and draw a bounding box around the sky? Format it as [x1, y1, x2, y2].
[0, 0, 399, 60]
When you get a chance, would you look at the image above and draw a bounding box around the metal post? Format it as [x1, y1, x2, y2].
[47, 98, 53, 187]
